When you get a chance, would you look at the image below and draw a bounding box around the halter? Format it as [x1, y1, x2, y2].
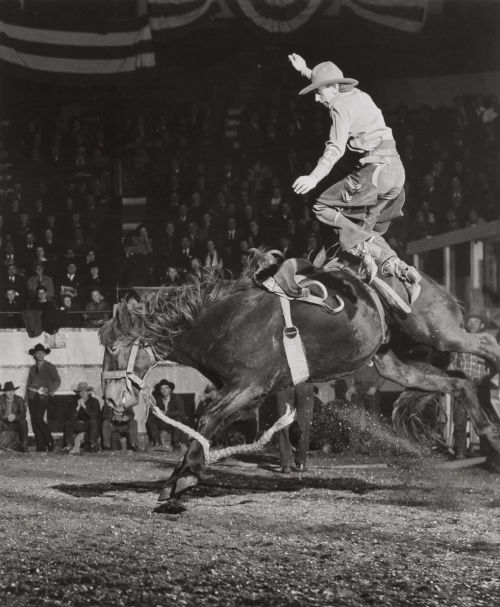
[102, 338, 157, 393]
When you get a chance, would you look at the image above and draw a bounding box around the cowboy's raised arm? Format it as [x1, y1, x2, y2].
[288, 54, 312, 79]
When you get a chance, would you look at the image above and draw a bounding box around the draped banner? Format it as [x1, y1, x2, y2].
[0, 16, 155, 81]
[342, 0, 428, 33]
[231, 0, 328, 34]
[148, 0, 221, 32]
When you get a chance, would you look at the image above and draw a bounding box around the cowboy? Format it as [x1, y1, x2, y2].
[0, 381, 28, 451]
[26, 343, 61, 451]
[289, 54, 421, 303]
[146, 379, 188, 450]
[63, 381, 101, 454]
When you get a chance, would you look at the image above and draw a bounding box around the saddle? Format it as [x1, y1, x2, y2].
[252, 249, 409, 316]
[253, 254, 343, 313]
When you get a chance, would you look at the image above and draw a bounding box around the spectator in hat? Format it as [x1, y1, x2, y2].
[63, 382, 101, 454]
[0, 381, 28, 451]
[146, 379, 188, 450]
[26, 343, 61, 451]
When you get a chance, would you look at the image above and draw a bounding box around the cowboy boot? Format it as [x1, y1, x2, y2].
[381, 255, 422, 303]
[347, 240, 378, 283]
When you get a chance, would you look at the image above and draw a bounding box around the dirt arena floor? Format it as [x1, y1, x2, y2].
[0, 448, 499, 607]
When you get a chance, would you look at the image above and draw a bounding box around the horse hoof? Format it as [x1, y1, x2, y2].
[281, 466, 292, 474]
[163, 474, 199, 500]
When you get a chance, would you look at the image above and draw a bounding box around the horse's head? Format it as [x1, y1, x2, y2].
[100, 301, 157, 412]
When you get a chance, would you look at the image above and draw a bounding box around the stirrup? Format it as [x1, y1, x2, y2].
[348, 242, 378, 284]
[359, 254, 378, 284]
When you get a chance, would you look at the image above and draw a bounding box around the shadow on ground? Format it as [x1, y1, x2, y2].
[53, 469, 401, 501]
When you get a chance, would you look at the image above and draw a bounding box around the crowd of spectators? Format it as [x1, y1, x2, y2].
[2, 73, 500, 329]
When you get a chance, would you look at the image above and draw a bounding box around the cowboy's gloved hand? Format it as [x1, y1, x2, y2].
[288, 54, 308, 75]
[293, 175, 318, 195]
[313, 204, 340, 226]
[7, 413, 16, 422]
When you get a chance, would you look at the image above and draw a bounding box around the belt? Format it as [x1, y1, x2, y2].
[361, 140, 399, 165]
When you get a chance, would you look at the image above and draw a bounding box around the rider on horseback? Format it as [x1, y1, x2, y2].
[289, 54, 421, 304]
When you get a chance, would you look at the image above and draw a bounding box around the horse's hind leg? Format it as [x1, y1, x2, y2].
[401, 285, 500, 368]
[373, 349, 500, 454]
[159, 384, 264, 501]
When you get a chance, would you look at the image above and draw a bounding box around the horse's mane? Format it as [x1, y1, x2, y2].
[99, 269, 255, 356]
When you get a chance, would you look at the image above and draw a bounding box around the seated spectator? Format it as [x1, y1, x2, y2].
[19, 231, 37, 270]
[27, 262, 55, 301]
[204, 239, 223, 270]
[57, 261, 83, 305]
[162, 266, 183, 287]
[2, 263, 27, 300]
[29, 285, 54, 312]
[102, 403, 138, 451]
[132, 224, 154, 258]
[40, 229, 59, 262]
[0, 381, 28, 451]
[146, 379, 187, 450]
[85, 264, 110, 299]
[84, 288, 110, 327]
[0, 288, 24, 328]
[62, 382, 101, 454]
[2, 241, 18, 269]
[58, 294, 82, 327]
[187, 257, 207, 282]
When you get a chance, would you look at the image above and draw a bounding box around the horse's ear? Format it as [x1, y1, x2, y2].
[116, 301, 132, 333]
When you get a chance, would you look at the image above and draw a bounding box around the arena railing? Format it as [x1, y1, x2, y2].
[406, 217, 500, 313]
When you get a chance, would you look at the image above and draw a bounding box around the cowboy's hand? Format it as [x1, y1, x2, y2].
[293, 175, 318, 195]
[313, 204, 340, 226]
[288, 53, 307, 74]
[7, 413, 16, 422]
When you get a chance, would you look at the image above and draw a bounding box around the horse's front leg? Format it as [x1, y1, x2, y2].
[159, 385, 263, 501]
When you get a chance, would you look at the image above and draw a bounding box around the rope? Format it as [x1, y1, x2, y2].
[147, 380, 295, 465]
[208, 405, 295, 463]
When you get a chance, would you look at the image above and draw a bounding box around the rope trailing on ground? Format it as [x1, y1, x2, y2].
[147, 385, 295, 465]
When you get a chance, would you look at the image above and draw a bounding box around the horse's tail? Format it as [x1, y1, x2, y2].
[392, 389, 448, 448]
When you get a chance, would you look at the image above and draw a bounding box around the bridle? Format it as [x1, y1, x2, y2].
[102, 338, 157, 394]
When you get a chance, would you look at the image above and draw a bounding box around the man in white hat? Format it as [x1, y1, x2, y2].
[289, 54, 421, 304]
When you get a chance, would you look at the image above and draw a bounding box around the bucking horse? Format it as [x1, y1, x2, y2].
[100, 252, 500, 502]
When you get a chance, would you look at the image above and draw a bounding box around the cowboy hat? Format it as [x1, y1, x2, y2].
[74, 381, 94, 393]
[28, 343, 51, 355]
[2, 381, 19, 392]
[157, 379, 175, 392]
[299, 62, 358, 95]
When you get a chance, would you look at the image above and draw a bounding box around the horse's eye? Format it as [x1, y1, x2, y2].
[108, 345, 117, 354]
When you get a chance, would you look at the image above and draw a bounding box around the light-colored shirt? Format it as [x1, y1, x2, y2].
[311, 88, 393, 181]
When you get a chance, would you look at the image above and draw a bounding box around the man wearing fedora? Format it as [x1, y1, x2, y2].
[0, 381, 28, 451]
[146, 379, 188, 450]
[63, 382, 101, 454]
[26, 343, 61, 451]
[289, 54, 421, 304]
